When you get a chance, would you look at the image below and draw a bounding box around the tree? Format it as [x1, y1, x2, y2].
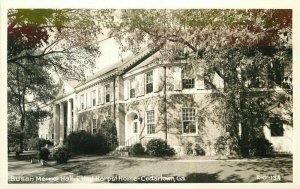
[110, 9, 292, 156]
[7, 9, 113, 151]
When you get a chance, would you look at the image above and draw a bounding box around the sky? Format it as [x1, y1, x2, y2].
[91, 31, 132, 76]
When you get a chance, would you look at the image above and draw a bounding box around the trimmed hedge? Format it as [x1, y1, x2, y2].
[146, 139, 175, 157]
[53, 146, 71, 164]
[64, 130, 108, 155]
[249, 137, 273, 157]
[38, 147, 50, 160]
[131, 143, 145, 156]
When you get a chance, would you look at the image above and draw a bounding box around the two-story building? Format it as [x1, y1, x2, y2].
[38, 46, 293, 156]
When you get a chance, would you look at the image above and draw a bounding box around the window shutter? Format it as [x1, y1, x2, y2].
[173, 67, 182, 91]
[87, 91, 90, 108]
[196, 66, 205, 90]
[140, 74, 145, 96]
[84, 93, 87, 109]
[153, 68, 160, 92]
[110, 82, 114, 102]
[135, 76, 140, 97]
[213, 72, 224, 89]
[124, 80, 129, 100]
[100, 85, 104, 105]
[78, 95, 81, 111]
[136, 74, 145, 97]
[96, 88, 99, 105]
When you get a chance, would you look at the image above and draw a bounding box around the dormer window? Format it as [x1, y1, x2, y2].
[146, 71, 153, 94]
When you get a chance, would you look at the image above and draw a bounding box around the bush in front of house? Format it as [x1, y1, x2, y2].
[27, 137, 54, 150]
[37, 147, 50, 161]
[146, 138, 176, 157]
[53, 146, 71, 164]
[131, 143, 146, 156]
[249, 137, 273, 157]
[64, 130, 109, 154]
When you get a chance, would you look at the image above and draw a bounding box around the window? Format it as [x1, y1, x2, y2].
[182, 78, 195, 89]
[130, 78, 135, 98]
[147, 110, 155, 134]
[80, 94, 84, 110]
[92, 118, 97, 134]
[105, 84, 110, 103]
[182, 108, 196, 133]
[270, 118, 284, 136]
[91, 90, 96, 106]
[133, 122, 138, 133]
[146, 71, 153, 93]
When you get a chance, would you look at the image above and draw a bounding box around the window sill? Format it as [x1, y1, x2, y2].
[181, 133, 198, 137]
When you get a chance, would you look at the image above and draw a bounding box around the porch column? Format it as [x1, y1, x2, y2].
[67, 99, 72, 135]
[59, 102, 65, 144]
[73, 95, 78, 131]
[54, 104, 60, 145]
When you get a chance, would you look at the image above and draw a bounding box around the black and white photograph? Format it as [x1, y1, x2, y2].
[0, 1, 299, 188]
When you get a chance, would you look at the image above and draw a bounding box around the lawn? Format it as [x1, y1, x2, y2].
[8, 153, 292, 183]
[50, 155, 292, 183]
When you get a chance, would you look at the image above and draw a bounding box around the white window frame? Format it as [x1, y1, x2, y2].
[80, 94, 84, 110]
[92, 118, 97, 134]
[146, 71, 153, 94]
[182, 107, 197, 134]
[105, 84, 110, 103]
[130, 77, 135, 98]
[146, 110, 155, 134]
[91, 90, 96, 106]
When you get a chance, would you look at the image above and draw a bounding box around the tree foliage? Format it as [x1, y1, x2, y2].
[110, 9, 292, 156]
[7, 9, 113, 150]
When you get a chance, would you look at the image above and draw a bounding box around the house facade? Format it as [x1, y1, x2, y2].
[39, 47, 293, 156]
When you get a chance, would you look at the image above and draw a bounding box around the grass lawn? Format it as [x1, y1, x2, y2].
[8, 152, 292, 183]
[50, 155, 292, 183]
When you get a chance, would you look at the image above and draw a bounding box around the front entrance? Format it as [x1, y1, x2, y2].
[125, 112, 140, 146]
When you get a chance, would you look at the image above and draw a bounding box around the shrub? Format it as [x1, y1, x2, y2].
[14, 146, 22, 158]
[249, 137, 273, 157]
[184, 142, 194, 155]
[146, 139, 176, 157]
[194, 144, 205, 156]
[99, 119, 119, 151]
[27, 137, 54, 150]
[64, 130, 109, 154]
[53, 146, 71, 164]
[37, 147, 50, 161]
[132, 143, 145, 156]
[214, 136, 230, 156]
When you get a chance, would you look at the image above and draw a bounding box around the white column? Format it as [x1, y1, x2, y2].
[59, 102, 64, 144]
[54, 104, 60, 145]
[67, 99, 72, 135]
[73, 96, 78, 131]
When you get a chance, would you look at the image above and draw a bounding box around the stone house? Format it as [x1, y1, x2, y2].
[38, 47, 293, 155]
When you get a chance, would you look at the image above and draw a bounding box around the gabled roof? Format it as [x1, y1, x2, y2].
[75, 46, 161, 88]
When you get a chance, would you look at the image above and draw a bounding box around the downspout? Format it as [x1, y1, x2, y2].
[163, 66, 167, 143]
[113, 76, 116, 121]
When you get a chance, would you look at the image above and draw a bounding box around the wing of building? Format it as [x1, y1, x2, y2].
[38, 46, 293, 156]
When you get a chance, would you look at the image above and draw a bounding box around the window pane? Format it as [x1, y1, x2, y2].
[271, 122, 284, 136]
[183, 79, 195, 89]
[147, 110, 155, 134]
[182, 108, 196, 133]
[146, 72, 153, 83]
[146, 83, 153, 93]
